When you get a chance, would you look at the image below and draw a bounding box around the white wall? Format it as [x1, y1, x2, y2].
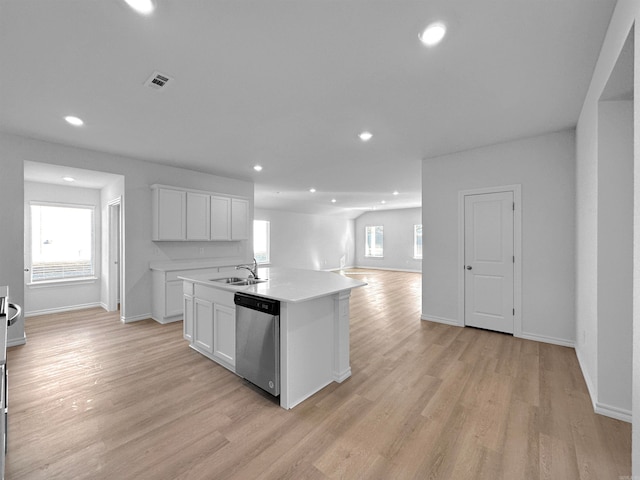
[421, 130, 576, 344]
[24, 182, 103, 315]
[254, 209, 354, 271]
[574, 0, 639, 460]
[0, 153, 25, 345]
[354, 207, 422, 272]
[0, 132, 254, 323]
[597, 100, 633, 416]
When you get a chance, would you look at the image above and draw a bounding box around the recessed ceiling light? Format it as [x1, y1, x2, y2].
[309, 188, 316, 193]
[253, 165, 263, 172]
[331, 199, 337, 203]
[358, 131, 373, 142]
[64, 115, 84, 127]
[124, 0, 155, 15]
[419, 22, 446, 47]
[393, 191, 399, 196]
[381, 200, 386, 204]
[62, 176, 75, 182]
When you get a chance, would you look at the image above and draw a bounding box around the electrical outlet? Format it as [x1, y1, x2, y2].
[199, 247, 204, 255]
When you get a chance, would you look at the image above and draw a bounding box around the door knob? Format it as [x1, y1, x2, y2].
[466, 266, 472, 270]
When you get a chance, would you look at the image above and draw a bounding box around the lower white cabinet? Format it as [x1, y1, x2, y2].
[213, 303, 235, 366]
[184, 282, 236, 371]
[183, 295, 193, 342]
[194, 298, 214, 355]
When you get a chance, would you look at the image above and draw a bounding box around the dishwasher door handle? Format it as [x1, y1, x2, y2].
[7, 303, 21, 326]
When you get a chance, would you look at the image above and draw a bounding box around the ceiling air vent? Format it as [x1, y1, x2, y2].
[144, 71, 173, 90]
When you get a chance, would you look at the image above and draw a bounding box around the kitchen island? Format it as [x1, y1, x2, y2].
[179, 267, 366, 409]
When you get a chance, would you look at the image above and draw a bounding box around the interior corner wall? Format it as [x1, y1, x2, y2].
[0, 131, 254, 323]
[421, 129, 576, 343]
[574, 0, 639, 462]
[353, 207, 422, 272]
[597, 100, 633, 416]
[254, 208, 355, 271]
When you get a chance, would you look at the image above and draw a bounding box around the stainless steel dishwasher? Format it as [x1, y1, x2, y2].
[234, 293, 280, 396]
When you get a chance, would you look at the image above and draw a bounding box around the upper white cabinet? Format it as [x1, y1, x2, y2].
[186, 191, 211, 240]
[151, 184, 249, 242]
[210, 196, 231, 240]
[231, 198, 249, 240]
[153, 187, 186, 241]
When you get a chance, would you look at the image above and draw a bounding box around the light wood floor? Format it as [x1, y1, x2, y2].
[6, 270, 631, 479]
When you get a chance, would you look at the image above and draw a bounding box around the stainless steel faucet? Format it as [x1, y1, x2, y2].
[236, 258, 259, 279]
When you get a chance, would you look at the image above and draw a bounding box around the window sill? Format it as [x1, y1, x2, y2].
[364, 256, 384, 259]
[28, 277, 98, 288]
[413, 257, 423, 260]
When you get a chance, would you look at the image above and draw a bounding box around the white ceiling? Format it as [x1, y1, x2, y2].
[0, 0, 616, 218]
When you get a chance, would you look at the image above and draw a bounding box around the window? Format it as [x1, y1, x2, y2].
[414, 224, 423, 259]
[30, 203, 95, 283]
[365, 225, 383, 257]
[253, 220, 270, 264]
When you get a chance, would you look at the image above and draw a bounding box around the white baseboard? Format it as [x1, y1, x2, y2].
[25, 302, 103, 317]
[353, 266, 422, 273]
[333, 368, 352, 383]
[7, 335, 26, 347]
[421, 314, 462, 327]
[122, 313, 152, 324]
[595, 402, 632, 423]
[575, 347, 598, 409]
[151, 315, 182, 325]
[575, 347, 632, 423]
[517, 331, 574, 348]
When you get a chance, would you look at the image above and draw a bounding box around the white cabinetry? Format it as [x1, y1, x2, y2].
[184, 282, 236, 371]
[152, 187, 186, 241]
[186, 191, 211, 240]
[183, 291, 193, 342]
[194, 298, 214, 355]
[210, 196, 231, 240]
[152, 269, 192, 324]
[231, 198, 249, 240]
[213, 303, 235, 365]
[152, 184, 249, 242]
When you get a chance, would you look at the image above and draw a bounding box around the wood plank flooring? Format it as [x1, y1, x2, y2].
[5, 269, 631, 479]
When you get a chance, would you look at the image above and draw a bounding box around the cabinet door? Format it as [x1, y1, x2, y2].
[194, 298, 214, 354]
[231, 198, 249, 240]
[213, 303, 236, 366]
[166, 280, 184, 317]
[183, 295, 193, 341]
[211, 196, 231, 240]
[157, 188, 186, 240]
[186, 192, 211, 240]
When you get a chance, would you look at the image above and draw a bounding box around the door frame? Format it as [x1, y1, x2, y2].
[457, 185, 522, 336]
[107, 197, 123, 316]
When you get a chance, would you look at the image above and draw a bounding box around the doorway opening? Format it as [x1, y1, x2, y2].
[107, 198, 123, 315]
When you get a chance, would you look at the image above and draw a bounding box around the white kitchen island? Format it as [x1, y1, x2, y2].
[179, 267, 366, 409]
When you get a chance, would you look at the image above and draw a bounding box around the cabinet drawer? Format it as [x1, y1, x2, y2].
[194, 284, 235, 307]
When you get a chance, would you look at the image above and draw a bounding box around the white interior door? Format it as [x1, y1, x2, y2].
[464, 191, 514, 334]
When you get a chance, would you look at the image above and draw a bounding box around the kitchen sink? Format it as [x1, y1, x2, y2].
[231, 278, 267, 286]
[210, 277, 267, 286]
[211, 277, 245, 284]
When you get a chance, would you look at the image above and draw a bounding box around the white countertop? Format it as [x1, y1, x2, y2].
[179, 267, 366, 303]
[150, 258, 248, 272]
